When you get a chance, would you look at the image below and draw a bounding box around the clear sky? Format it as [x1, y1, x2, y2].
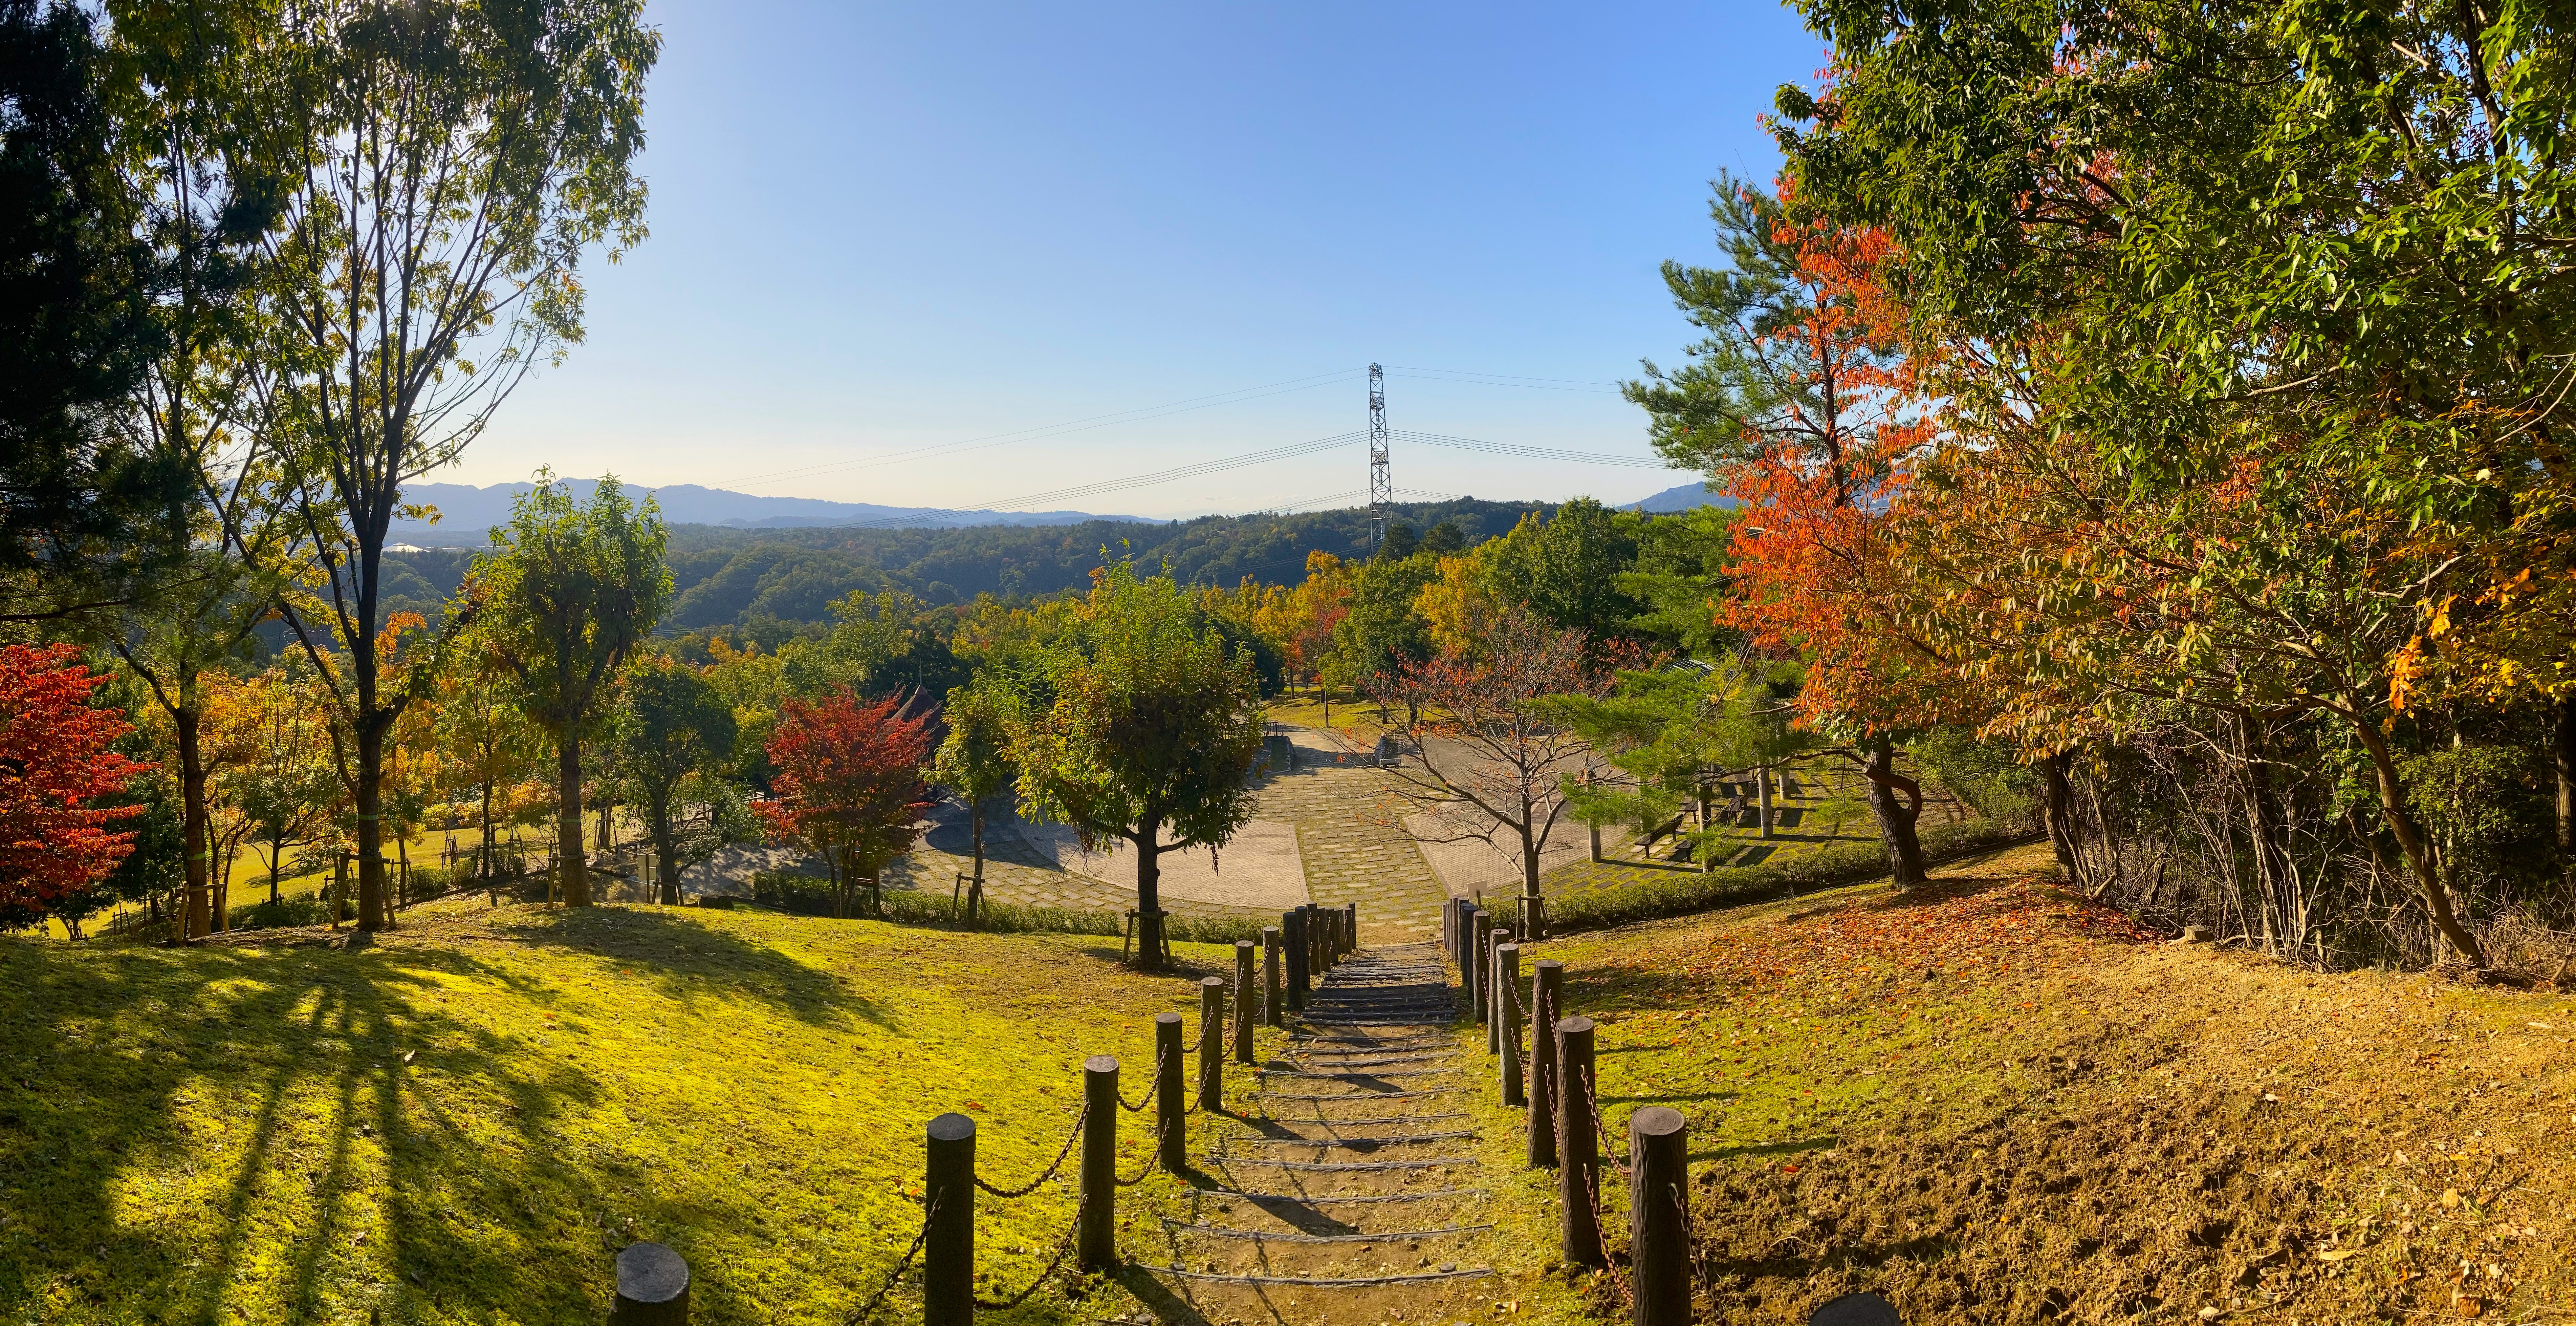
[458, 0, 1822, 519]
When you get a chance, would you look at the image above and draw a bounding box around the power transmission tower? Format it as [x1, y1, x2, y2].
[1368, 363, 1390, 556]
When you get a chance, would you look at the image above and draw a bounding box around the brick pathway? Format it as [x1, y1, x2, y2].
[1252, 761, 1452, 944]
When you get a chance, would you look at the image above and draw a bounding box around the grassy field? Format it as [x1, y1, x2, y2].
[0, 900, 1274, 1325]
[1492, 844, 2576, 1323]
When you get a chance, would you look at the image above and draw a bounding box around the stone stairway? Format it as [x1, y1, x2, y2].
[1143, 942, 1499, 1324]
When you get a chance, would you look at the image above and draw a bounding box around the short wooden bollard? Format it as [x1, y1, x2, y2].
[1262, 926, 1284, 1027]
[1470, 910, 1493, 1024]
[1343, 903, 1357, 955]
[1283, 908, 1309, 1010]
[1154, 1013, 1186, 1173]
[1198, 976, 1225, 1111]
[1496, 942, 1524, 1107]
[1079, 1055, 1118, 1271]
[1527, 959, 1563, 1168]
[1443, 898, 1459, 970]
[1487, 926, 1514, 1055]
[1556, 1015, 1605, 1267]
[609, 1241, 690, 1324]
[924, 1113, 975, 1326]
[1629, 1106, 1691, 1326]
[1232, 940, 1257, 1064]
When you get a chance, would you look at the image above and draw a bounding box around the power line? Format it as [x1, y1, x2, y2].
[1387, 429, 1671, 469]
[834, 431, 1370, 528]
[719, 367, 1367, 491]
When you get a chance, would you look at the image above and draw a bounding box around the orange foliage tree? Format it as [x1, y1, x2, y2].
[1627, 176, 1950, 884]
[0, 645, 150, 916]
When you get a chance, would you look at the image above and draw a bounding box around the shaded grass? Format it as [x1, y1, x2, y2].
[0, 900, 1290, 1324]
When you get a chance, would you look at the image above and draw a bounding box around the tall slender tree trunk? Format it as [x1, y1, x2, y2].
[1862, 738, 1928, 887]
[970, 799, 986, 881]
[2349, 707, 2485, 966]
[2040, 750, 2084, 887]
[478, 780, 496, 885]
[177, 707, 210, 942]
[2239, 715, 2296, 954]
[1758, 767, 1776, 840]
[2555, 694, 2575, 865]
[556, 733, 590, 906]
[268, 835, 284, 905]
[356, 715, 389, 931]
[1134, 830, 1166, 970]
[651, 788, 681, 906]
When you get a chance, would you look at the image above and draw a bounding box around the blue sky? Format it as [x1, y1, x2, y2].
[459, 0, 1822, 518]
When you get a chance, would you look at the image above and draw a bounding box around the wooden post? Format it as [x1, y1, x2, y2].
[924, 1112, 974, 1326]
[1155, 1013, 1186, 1174]
[1443, 898, 1458, 969]
[1284, 909, 1309, 1010]
[1262, 926, 1284, 1027]
[1528, 959, 1563, 1168]
[1232, 941, 1256, 1064]
[1497, 942, 1524, 1107]
[609, 1242, 690, 1324]
[1198, 976, 1225, 1112]
[1343, 902, 1357, 955]
[1629, 1105, 1691, 1326]
[1486, 924, 1512, 1051]
[1079, 1055, 1118, 1271]
[1470, 910, 1493, 1025]
[1556, 1015, 1605, 1267]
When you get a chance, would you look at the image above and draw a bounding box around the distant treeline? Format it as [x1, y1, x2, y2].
[377, 498, 1556, 641]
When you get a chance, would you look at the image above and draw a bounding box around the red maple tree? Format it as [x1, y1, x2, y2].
[759, 689, 936, 918]
[0, 644, 151, 915]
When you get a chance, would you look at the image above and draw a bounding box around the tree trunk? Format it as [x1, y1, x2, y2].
[555, 732, 589, 906]
[1758, 767, 1776, 840]
[269, 835, 284, 905]
[970, 799, 986, 881]
[176, 706, 210, 942]
[2040, 750, 2083, 888]
[652, 788, 681, 906]
[2239, 715, 2297, 955]
[478, 780, 496, 886]
[2349, 707, 2485, 965]
[2555, 693, 2575, 862]
[356, 717, 388, 931]
[1134, 831, 1166, 970]
[1861, 738, 1928, 887]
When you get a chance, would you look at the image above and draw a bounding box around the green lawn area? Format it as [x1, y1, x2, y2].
[0, 901, 1267, 1325]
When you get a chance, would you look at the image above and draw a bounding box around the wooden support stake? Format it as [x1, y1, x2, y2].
[1283, 909, 1309, 1010]
[1489, 926, 1517, 1055]
[1497, 942, 1524, 1107]
[1528, 959, 1562, 1168]
[1470, 910, 1493, 1025]
[1556, 1015, 1604, 1268]
[924, 1113, 974, 1326]
[1262, 926, 1283, 1027]
[1343, 902, 1357, 955]
[1155, 1013, 1186, 1174]
[1629, 1105, 1691, 1326]
[610, 1242, 690, 1325]
[1198, 976, 1225, 1112]
[1079, 1055, 1118, 1271]
[1232, 941, 1256, 1064]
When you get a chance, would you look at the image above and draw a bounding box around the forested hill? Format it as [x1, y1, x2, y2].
[379, 498, 1554, 636]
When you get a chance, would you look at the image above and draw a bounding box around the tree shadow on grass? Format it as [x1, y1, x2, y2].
[0, 938, 691, 1326]
[486, 904, 891, 1029]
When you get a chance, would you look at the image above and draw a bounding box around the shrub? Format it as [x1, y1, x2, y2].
[1547, 818, 2032, 935]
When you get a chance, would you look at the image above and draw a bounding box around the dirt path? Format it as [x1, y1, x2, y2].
[1138, 942, 1504, 1324]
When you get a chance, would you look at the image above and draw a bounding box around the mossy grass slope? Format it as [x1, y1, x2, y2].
[0, 900, 1278, 1324]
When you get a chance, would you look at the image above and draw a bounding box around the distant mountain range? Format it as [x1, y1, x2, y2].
[387, 480, 1143, 546]
[1627, 480, 1735, 513]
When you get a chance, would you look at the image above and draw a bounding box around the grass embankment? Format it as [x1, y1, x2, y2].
[0, 900, 1276, 1325]
[1478, 845, 2576, 1323]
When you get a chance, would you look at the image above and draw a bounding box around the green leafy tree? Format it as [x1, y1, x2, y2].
[1328, 552, 1438, 718]
[929, 678, 1020, 885]
[1012, 563, 1266, 969]
[266, 0, 657, 930]
[605, 659, 744, 904]
[1485, 499, 1645, 642]
[465, 475, 672, 907]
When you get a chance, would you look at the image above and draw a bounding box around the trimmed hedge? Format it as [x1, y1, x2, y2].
[1547, 819, 2038, 936]
[746, 870, 1270, 947]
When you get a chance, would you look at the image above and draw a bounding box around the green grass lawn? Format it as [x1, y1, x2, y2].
[0, 900, 1270, 1325]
